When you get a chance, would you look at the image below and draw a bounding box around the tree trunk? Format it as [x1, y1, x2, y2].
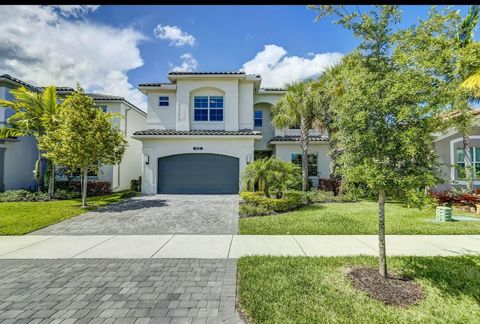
[300, 119, 310, 192]
[378, 191, 387, 278]
[35, 151, 42, 192]
[463, 135, 474, 192]
[47, 161, 55, 198]
[81, 169, 88, 208]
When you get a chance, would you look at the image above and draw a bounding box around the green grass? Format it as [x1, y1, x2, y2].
[239, 201, 480, 235]
[237, 255, 480, 324]
[0, 192, 126, 235]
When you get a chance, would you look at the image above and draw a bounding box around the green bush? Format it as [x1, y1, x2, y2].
[305, 189, 356, 203]
[53, 189, 81, 200]
[120, 190, 137, 199]
[239, 203, 272, 217]
[130, 177, 142, 192]
[0, 190, 50, 202]
[240, 191, 308, 214]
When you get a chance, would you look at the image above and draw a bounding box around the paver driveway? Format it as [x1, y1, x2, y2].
[0, 258, 243, 323]
[32, 195, 239, 235]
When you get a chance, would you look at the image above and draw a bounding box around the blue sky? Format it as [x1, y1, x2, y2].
[88, 5, 473, 86]
[0, 5, 474, 110]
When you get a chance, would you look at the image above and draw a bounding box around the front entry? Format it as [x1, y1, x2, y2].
[157, 153, 239, 194]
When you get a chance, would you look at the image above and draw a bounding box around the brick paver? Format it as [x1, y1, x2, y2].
[0, 258, 243, 323]
[31, 195, 239, 235]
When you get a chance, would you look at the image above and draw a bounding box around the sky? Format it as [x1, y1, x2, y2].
[0, 5, 474, 111]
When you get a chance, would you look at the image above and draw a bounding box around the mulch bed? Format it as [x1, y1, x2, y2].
[347, 266, 424, 307]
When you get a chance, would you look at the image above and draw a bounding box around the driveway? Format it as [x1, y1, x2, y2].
[0, 258, 243, 323]
[32, 195, 239, 235]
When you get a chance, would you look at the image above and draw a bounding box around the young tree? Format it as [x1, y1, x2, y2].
[0, 86, 60, 196]
[38, 86, 127, 207]
[311, 5, 444, 277]
[271, 81, 323, 191]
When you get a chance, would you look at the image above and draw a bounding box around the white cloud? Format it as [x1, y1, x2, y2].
[0, 5, 147, 110]
[171, 53, 198, 72]
[153, 24, 196, 47]
[51, 5, 99, 18]
[241, 44, 344, 88]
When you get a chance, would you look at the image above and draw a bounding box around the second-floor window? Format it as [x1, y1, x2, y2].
[194, 96, 224, 121]
[97, 105, 107, 113]
[159, 96, 169, 107]
[254, 111, 262, 127]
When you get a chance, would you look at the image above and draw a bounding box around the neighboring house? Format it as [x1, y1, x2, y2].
[0, 74, 147, 192]
[433, 111, 480, 191]
[133, 71, 331, 194]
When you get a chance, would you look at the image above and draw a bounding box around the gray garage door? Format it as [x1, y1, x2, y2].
[157, 154, 239, 194]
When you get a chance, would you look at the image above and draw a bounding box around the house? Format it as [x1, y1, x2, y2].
[0, 74, 147, 192]
[433, 111, 480, 191]
[133, 71, 331, 194]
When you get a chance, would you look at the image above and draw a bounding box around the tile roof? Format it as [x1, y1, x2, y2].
[260, 87, 287, 92]
[268, 135, 329, 143]
[168, 71, 246, 75]
[133, 129, 261, 136]
[138, 82, 174, 87]
[0, 74, 37, 89]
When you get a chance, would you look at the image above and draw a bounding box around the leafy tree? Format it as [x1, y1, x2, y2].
[242, 157, 301, 197]
[395, 6, 480, 191]
[38, 86, 127, 207]
[311, 5, 444, 277]
[0, 86, 60, 196]
[271, 81, 323, 191]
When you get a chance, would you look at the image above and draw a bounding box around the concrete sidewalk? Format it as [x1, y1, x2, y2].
[1, 235, 479, 259]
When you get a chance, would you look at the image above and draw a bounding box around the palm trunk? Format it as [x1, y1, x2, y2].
[35, 152, 42, 192]
[300, 119, 310, 192]
[463, 135, 474, 192]
[378, 191, 387, 277]
[81, 169, 88, 208]
[47, 161, 55, 198]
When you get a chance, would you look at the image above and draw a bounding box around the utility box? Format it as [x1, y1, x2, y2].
[436, 206, 452, 222]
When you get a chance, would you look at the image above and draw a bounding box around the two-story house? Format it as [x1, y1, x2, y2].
[133, 71, 331, 194]
[0, 74, 147, 192]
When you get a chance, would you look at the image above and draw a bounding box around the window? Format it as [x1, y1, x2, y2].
[291, 153, 318, 177]
[97, 105, 107, 113]
[456, 147, 480, 179]
[159, 96, 169, 107]
[194, 96, 224, 121]
[254, 111, 262, 127]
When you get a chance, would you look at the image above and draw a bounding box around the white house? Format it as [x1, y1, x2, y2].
[0, 74, 147, 192]
[133, 71, 331, 194]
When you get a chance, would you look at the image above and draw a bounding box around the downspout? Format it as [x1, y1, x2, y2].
[112, 106, 131, 191]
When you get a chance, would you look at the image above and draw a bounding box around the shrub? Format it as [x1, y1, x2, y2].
[120, 190, 137, 199]
[53, 189, 81, 200]
[240, 191, 308, 214]
[239, 203, 272, 217]
[130, 177, 142, 192]
[318, 178, 342, 194]
[55, 180, 112, 196]
[0, 190, 50, 202]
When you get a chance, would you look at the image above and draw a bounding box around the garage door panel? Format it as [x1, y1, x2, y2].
[157, 154, 239, 194]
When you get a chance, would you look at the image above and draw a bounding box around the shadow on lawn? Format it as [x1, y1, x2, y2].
[400, 256, 480, 302]
[91, 197, 169, 213]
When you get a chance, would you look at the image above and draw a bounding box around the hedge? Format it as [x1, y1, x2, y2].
[240, 191, 308, 215]
[55, 180, 112, 197]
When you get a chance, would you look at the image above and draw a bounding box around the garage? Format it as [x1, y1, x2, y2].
[157, 153, 239, 194]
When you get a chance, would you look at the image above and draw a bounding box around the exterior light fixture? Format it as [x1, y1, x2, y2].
[144, 155, 150, 165]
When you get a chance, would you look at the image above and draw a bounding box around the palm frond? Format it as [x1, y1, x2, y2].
[458, 5, 480, 46]
[0, 127, 26, 139]
[461, 69, 480, 96]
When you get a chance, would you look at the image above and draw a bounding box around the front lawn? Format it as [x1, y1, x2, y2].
[0, 192, 126, 235]
[237, 255, 480, 323]
[239, 201, 480, 235]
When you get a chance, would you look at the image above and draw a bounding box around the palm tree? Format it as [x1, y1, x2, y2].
[0, 86, 61, 196]
[271, 81, 323, 191]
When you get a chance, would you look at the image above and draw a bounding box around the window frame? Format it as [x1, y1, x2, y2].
[291, 153, 318, 177]
[159, 96, 169, 107]
[193, 95, 224, 122]
[254, 110, 263, 127]
[455, 147, 480, 180]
